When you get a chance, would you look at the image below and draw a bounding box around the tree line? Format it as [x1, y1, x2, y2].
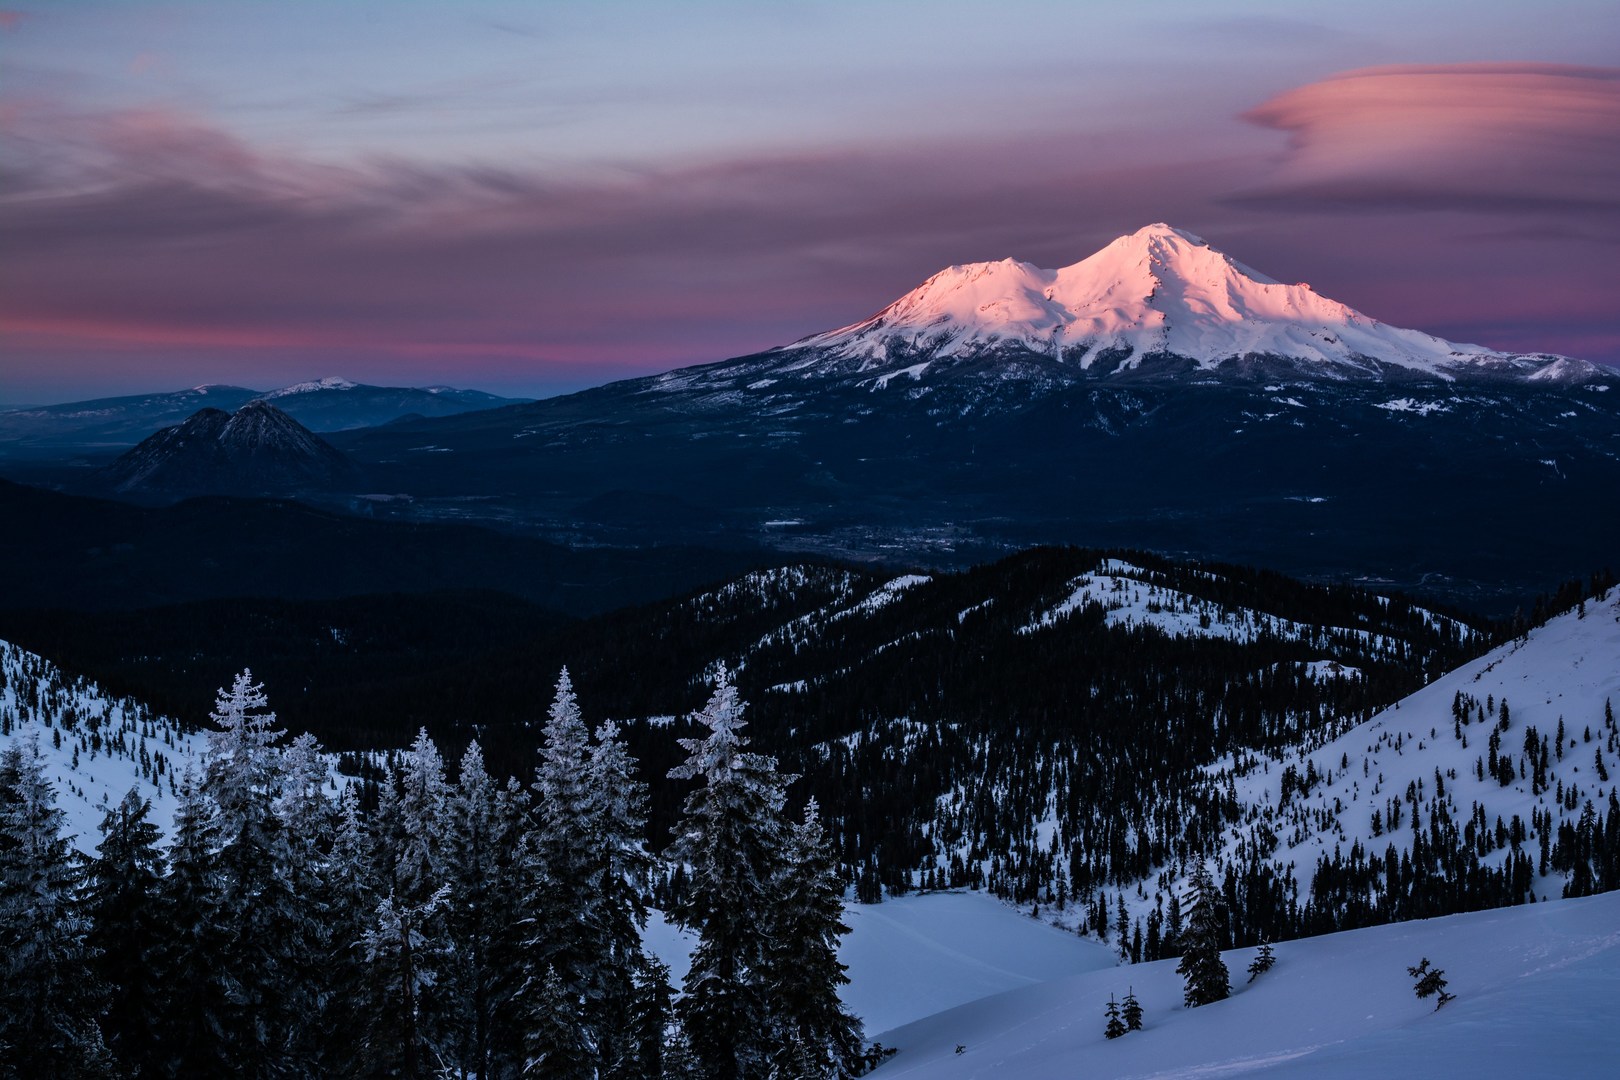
[0, 669, 866, 1079]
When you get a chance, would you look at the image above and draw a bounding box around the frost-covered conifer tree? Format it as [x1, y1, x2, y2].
[585, 719, 656, 1079]
[360, 885, 452, 1078]
[155, 768, 234, 1077]
[0, 737, 112, 1076]
[765, 799, 865, 1079]
[441, 740, 528, 1078]
[667, 672, 793, 1080]
[199, 669, 303, 1072]
[521, 668, 601, 1078]
[84, 787, 168, 1074]
[1175, 859, 1230, 1008]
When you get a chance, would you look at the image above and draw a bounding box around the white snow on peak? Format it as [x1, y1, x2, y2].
[786, 223, 1570, 379]
[264, 376, 359, 398]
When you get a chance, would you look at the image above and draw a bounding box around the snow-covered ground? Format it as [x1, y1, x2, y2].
[872, 889, 1620, 1079]
[646, 890, 1114, 1036]
[0, 640, 205, 848]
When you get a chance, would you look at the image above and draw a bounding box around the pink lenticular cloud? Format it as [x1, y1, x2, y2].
[1239, 64, 1620, 211]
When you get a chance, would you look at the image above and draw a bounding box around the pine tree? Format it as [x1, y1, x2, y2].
[1104, 995, 1127, 1039]
[0, 737, 113, 1077]
[1121, 986, 1143, 1032]
[667, 672, 793, 1080]
[1175, 860, 1230, 1008]
[83, 787, 168, 1074]
[764, 799, 866, 1079]
[1246, 940, 1276, 982]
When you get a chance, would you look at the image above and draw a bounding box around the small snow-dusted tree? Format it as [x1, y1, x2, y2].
[1122, 986, 1144, 1032]
[1175, 859, 1230, 1007]
[1407, 958, 1455, 1009]
[667, 672, 794, 1080]
[1247, 940, 1276, 982]
[0, 737, 112, 1076]
[1104, 995, 1126, 1039]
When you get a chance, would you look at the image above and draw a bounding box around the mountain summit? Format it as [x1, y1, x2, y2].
[754, 223, 1593, 385]
[103, 399, 358, 497]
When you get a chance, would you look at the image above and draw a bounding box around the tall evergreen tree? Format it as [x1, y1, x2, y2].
[442, 740, 528, 1079]
[155, 768, 235, 1077]
[521, 669, 602, 1079]
[199, 669, 302, 1073]
[83, 787, 168, 1074]
[584, 719, 656, 1079]
[765, 799, 865, 1079]
[0, 737, 112, 1077]
[1175, 860, 1230, 1008]
[667, 672, 793, 1080]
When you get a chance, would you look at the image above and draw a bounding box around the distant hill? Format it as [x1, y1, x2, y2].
[102, 400, 359, 498]
[0, 376, 527, 456]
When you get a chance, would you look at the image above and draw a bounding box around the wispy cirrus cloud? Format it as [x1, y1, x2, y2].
[1237, 63, 1620, 212]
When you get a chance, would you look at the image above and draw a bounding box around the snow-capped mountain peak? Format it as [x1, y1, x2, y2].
[778, 223, 1594, 383]
[263, 376, 358, 398]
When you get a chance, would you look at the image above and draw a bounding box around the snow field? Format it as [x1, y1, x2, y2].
[871, 889, 1620, 1079]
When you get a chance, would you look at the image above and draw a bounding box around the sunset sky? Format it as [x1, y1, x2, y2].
[2, 1, 1617, 403]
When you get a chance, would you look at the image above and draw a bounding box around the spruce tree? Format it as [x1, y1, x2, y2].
[1175, 859, 1230, 1008]
[764, 799, 865, 1079]
[0, 737, 112, 1077]
[667, 672, 793, 1080]
[83, 787, 168, 1074]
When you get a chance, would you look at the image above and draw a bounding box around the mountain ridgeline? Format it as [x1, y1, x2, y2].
[322, 225, 1618, 611]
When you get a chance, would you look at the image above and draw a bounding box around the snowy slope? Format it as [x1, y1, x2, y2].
[870, 889, 1620, 1079]
[0, 639, 204, 851]
[644, 891, 1116, 1036]
[784, 224, 1592, 383]
[1201, 585, 1620, 904]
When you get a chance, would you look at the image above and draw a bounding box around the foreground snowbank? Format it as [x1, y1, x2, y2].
[871, 890, 1620, 1079]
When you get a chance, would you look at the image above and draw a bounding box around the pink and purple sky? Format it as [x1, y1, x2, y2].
[2, 1, 1617, 404]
